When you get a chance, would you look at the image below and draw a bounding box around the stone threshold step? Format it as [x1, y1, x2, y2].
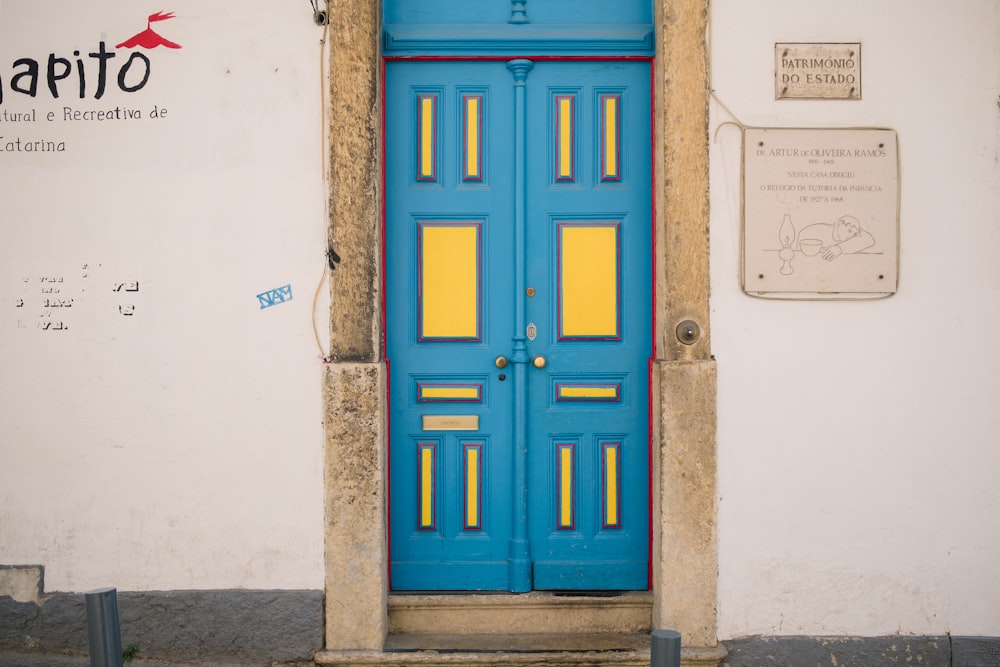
[385, 632, 649, 652]
[315, 634, 727, 666]
[388, 592, 653, 635]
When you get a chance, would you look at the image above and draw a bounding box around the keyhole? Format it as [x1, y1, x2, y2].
[498, 374, 506, 381]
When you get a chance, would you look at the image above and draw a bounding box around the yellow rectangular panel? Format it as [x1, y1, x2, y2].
[602, 95, 619, 180]
[557, 385, 620, 400]
[419, 445, 434, 528]
[465, 96, 481, 180]
[418, 95, 436, 180]
[419, 385, 481, 401]
[466, 446, 480, 529]
[558, 445, 574, 529]
[604, 445, 619, 527]
[422, 415, 479, 431]
[560, 225, 619, 338]
[557, 96, 574, 180]
[421, 224, 479, 339]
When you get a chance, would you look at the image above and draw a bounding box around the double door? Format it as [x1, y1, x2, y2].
[385, 60, 651, 591]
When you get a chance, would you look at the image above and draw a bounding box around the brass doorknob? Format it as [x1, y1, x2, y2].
[495, 355, 509, 369]
[532, 355, 546, 369]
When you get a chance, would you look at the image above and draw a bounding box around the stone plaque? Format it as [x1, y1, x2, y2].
[742, 127, 899, 298]
[776, 43, 861, 100]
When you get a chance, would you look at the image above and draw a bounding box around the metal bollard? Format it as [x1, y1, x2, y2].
[85, 587, 124, 667]
[650, 629, 681, 667]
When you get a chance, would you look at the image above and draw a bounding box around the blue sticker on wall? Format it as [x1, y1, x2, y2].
[257, 284, 293, 309]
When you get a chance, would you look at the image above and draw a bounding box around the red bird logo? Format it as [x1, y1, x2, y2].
[116, 11, 181, 49]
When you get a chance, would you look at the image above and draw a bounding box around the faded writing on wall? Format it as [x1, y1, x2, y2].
[9, 263, 142, 333]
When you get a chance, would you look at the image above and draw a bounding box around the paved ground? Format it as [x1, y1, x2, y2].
[0, 651, 315, 667]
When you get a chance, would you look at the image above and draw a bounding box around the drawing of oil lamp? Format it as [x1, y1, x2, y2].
[778, 214, 795, 275]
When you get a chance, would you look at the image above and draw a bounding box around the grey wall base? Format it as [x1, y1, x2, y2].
[724, 635, 1000, 667]
[0, 589, 323, 665]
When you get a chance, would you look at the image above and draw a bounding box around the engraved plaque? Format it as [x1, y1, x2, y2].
[742, 127, 899, 298]
[422, 415, 479, 431]
[776, 43, 861, 100]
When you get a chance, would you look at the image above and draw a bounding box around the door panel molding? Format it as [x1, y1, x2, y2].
[384, 26, 654, 57]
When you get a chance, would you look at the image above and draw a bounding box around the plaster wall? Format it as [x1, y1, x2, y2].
[5, 0, 997, 652]
[710, 0, 1000, 638]
[0, 2, 328, 592]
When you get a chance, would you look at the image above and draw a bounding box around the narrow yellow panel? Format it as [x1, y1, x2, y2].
[466, 447, 479, 528]
[559, 386, 618, 399]
[605, 446, 619, 527]
[557, 96, 573, 180]
[419, 96, 435, 179]
[421, 225, 479, 338]
[603, 96, 619, 179]
[465, 96, 480, 179]
[559, 446, 573, 528]
[419, 447, 434, 528]
[421, 386, 480, 400]
[560, 225, 618, 338]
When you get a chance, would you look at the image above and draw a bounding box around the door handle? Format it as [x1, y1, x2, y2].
[495, 355, 509, 369]
[532, 355, 546, 369]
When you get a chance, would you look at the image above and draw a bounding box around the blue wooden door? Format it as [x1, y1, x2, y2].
[386, 59, 651, 591]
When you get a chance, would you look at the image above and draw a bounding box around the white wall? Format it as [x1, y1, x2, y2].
[4, 0, 998, 634]
[0, 2, 327, 591]
[711, 1, 1000, 637]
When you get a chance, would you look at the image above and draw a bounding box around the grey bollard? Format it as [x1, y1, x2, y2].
[650, 629, 681, 667]
[85, 587, 124, 667]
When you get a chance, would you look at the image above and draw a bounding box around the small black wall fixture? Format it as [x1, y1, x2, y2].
[307, 0, 328, 26]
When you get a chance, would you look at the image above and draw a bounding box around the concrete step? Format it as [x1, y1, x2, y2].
[387, 592, 652, 636]
[317, 593, 727, 666]
[315, 634, 727, 666]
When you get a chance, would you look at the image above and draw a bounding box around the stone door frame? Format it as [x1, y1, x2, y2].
[321, 0, 717, 653]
